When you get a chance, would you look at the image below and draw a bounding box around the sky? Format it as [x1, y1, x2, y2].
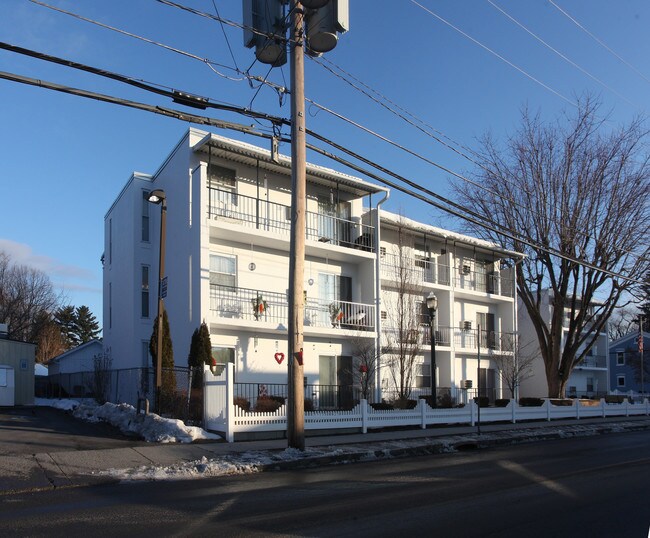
[1, 0, 649, 330]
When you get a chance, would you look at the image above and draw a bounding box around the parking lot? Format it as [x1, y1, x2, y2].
[0, 406, 147, 456]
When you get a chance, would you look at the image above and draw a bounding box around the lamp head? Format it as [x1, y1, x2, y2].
[426, 292, 438, 312]
[148, 189, 166, 204]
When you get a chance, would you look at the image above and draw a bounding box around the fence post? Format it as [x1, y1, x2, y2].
[361, 399, 368, 434]
[470, 399, 475, 426]
[625, 397, 630, 417]
[115, 369, 120, 404]
[226, 363, 234, 443]
[545, 399, 551, 421]
[576, 398, 580, 420]
[600, 398, 606, 418]
[511, 399, 516, 424]
[420, 398, 426, 429]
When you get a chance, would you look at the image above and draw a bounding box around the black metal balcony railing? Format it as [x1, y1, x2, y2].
[208, 187, 375, 252]
[576, 355, 607, 368]
[384, 325, 515, 352]
[210, 284, 376, 331]
[455, 268, 515, 297]
[380, 254, 451, 286]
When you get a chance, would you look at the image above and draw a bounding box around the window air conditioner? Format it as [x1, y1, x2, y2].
[462, 320, 472, 331]
[462, 265, 471, 275]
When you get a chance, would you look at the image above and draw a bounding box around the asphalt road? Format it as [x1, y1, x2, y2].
[0, 429, 648, 537]
[0, 406, 146, 455]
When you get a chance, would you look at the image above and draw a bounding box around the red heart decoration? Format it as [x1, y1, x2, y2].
[274, 352, 285, 364]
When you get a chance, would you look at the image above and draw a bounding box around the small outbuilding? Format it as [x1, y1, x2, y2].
[0, 323, 36, 406]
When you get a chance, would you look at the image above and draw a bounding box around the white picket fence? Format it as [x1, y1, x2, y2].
[204, 365, 650, 443]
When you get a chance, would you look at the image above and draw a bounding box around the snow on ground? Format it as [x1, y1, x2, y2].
[35, 398, 220, 443]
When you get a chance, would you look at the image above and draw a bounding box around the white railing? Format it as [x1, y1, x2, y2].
[203, 365, 650, 442]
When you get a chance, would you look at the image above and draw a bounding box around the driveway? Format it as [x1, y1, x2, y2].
[0, 406, 148, 456]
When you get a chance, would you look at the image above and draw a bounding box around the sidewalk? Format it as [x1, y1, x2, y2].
[2, 415, 649, 495]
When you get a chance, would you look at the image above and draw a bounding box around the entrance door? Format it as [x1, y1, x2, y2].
[477, 312, 496, 350]
[319, 355, 353, 409]
[478, 368, 496, 403]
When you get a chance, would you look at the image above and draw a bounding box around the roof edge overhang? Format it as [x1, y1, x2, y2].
[191, 130, 388, 197]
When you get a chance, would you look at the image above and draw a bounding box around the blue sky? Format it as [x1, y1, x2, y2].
[1, 0, 649, 328]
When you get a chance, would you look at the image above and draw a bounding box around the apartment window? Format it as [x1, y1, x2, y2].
[586, 377, 594, 392]
[617, 375, 625, 388]
[108, 218, 113, 265]
[142, 191, 150, 242]
[141, 265, 150, 318]
[210, 254, 236, 287]
[208, 164, 237, 204]
[616, 351, 625, 366]
[212, 346, 236, 377]
[416, 362, 431, 388]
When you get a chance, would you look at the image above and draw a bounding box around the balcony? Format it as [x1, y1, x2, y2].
[383, 325, 514, 352]
[208, 188, 375, 252]
[455, 267, 514, 297]
[576, 355, 607, 369]
[380, 253, 450, 286]
[210, 284, 376, 331]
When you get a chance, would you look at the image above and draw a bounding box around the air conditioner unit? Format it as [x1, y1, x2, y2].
[462, 265, 471, 275]
[462, 320, 472, 331]
[460, 379, 473, 389]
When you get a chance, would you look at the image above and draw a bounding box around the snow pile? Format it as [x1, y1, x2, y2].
[36, 398, 219, 444]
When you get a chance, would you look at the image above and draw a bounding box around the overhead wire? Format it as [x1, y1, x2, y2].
[409, 0, 577, 107]
[18, 2, 650, 267]
[0, 65, 646, 284]
[548, 0, 650, 87]
[487, 0, 641, 110]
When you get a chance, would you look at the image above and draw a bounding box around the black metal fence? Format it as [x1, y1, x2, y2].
[40, 366, 202, 422]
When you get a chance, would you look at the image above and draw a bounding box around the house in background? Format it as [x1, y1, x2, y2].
[48, 339, 103, 397]
[0, 323, 35, 406]
[609, 331, 648, 397]
[519, 290, 610, 398]
[102, 129, 521, 406]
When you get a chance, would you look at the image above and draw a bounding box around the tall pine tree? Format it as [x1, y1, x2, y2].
[75, 305, 101, 343]
[188, 321, 212, 388]
[149, 309, 176, 409]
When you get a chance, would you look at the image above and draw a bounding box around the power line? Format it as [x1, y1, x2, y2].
[410, 0, 577, 107]
[1, 67, 646, 284]
[487, 0, 641, 110]
[0, 41, 287, 129]
[548, 0, 650, 87]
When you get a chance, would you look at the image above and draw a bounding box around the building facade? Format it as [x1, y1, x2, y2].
[103, 129, 520, 405]
[519, 290, 610, 398]
[609, 331, 648, 397]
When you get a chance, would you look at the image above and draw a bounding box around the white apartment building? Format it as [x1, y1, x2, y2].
[103, 128, 520, 404]
[373, 211, 518, 403]
[518, 290, 610, 398]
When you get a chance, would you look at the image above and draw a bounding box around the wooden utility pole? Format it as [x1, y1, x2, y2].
[287, 0, 306, 450]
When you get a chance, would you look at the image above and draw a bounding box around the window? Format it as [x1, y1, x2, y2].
[212, 346, 235, 376]
[141, 265, 150, 318]
[108, 218, 112, 265]
[208, 164, 237, 206]
[210, 254, 236, 287]
[142, 191, 150, 242]
[617, 375, 625, 388]
[586, 377, 594, 392]
[416, 362, 431, 388]
[616, 351, 625, 366]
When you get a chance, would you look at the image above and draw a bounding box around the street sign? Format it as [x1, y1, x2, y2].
[161, 276, 168, 299]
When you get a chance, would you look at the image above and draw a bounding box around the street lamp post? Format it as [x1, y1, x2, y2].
[426, 292, 438, 408]
[148, 189, 167, 412]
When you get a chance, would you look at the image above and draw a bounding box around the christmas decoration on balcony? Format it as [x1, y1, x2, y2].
[252, 295, 268, 320]
[329, 303, 344, 326]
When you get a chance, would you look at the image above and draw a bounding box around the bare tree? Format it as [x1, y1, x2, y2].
[607, 307, 640, 341]
[350, 335, 379, 401]
[454, 99, 650, 397]
[383, 223, 423, 401]
[35, 314, 67, 363]
[0, 251, 62, 343]
[492, 338, 536, 399]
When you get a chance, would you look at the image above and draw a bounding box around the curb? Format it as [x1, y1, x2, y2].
[255, 419, 650, 472]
